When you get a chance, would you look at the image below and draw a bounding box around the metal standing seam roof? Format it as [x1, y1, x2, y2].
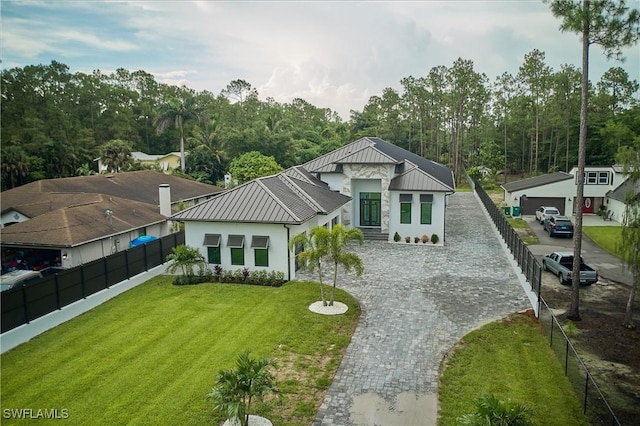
[335, 145, 398, 165]
[172, 172, 351, 224]
[282, 166, 329, 187]
[501, 172, 573, 192]
[389, 164, 454, 192]
[302, 137, 455, 190]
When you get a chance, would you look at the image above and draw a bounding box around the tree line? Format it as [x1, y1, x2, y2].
[1, 53, 638, 190]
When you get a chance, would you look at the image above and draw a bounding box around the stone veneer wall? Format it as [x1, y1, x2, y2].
[341, 164, 392, 232]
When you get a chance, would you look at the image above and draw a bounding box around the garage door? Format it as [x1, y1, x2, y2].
[520, 197, 565, 215]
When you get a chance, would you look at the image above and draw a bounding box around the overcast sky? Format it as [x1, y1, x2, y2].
[2, 0, 639, 119]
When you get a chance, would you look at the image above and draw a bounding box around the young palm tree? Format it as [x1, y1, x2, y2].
[208, 350, 278, 426]
[164, 245, 206, 276]
[155, 96, 205, 172]
[289, 227, 330, 306]
[457, 394, 535, 426]
[324, 224, 364, 306]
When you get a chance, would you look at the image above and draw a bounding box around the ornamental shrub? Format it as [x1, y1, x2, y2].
[431, 233, 439, 244]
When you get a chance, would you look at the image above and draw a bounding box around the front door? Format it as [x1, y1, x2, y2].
[583, 197, 594, 214]
[360, 192, 381, 227]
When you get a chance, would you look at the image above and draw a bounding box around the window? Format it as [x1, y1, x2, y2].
[598, 171, 609, 185]
[228, 235, 245, 266]
[400, 194, 412, 224]
[400, 203, 411, 224]
[331, 216, 339, 227]
[250, 236, 269, 266]
[420, 194, 433, 225]
[204, 234, 222, 264]
[585, 171, 597, 185]
[138, 227, 147, 237]
[254, 249, 269, 267]
[207, 247, 221, 264]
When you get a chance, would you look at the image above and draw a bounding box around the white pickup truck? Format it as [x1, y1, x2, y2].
[542, 251, 598, 286]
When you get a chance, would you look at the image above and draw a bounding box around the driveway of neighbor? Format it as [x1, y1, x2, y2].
[298, 192, 532, 426]
[523, 215, 632, 287]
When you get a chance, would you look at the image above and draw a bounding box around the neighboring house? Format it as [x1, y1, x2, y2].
[172, 137, 455, 280]
[97, 151, 183, 173]
[501, 165, 629, 219]
[605, 178, 640, 224]
[0, 171, 223, 270]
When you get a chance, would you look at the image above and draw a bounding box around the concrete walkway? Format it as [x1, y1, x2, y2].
[300, 192, 531, 426]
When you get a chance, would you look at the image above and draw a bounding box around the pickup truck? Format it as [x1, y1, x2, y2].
[542, 251, 598, 286]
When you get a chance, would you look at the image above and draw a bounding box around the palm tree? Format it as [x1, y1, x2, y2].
[457, 394, 535, 426]
[289, 227, 331, 306]
[155, 96, 205, 172]
[208, 350, 278, 426]
[164, 245, 206, 276]
[324, 224, 364, 306]
[100, 139, 133, 173]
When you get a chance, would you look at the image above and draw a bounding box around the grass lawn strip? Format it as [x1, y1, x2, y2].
[0, 277, 359, 426]
[438, 313, 589, 426]
[583, 226, 623, 258]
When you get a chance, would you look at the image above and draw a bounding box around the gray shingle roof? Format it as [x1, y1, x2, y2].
[1, 170, 222, 210]
[501, 172, 573, 192]
[0, 194, 166, 247]
[606, 178, 640, 202]
[172, 173, 350, 224]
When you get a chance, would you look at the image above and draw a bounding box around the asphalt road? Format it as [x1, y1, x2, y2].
[521, 215, 633, 287]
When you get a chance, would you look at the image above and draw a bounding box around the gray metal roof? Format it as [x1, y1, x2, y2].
[389, 163, 454, 192]
[501, 172, 573, 192]
[282, 166, 328, 187]
[335, 146, 398, 164]
[172, 172, 350, 224]
[606, 178, 640, 202]
[302, 137, 455, 191]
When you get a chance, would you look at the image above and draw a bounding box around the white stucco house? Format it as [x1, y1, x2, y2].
[501, 165, 629, 220]
[172, 137, 456, 280]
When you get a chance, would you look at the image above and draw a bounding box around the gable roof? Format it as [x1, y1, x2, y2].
[0, 194, 166, 247]
[302, 137, 455, 191]
[607, 178, 640, 202]
[501, 172, 573, 192]
[1, 171, 222, 211]
[389, 161, 453, 192]
[172, 172, 350, 224]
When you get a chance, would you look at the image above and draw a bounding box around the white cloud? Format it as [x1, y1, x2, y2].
[2, 0, 638, 120]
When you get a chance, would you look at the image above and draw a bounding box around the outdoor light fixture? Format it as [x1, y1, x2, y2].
[62, 252, 68, 260]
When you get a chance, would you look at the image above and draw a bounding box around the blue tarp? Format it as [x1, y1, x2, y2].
[129, 235, 158, 248]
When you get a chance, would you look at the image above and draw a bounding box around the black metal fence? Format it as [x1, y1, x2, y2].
[470, 177, 621, 425]
[1, 231, 184, 333]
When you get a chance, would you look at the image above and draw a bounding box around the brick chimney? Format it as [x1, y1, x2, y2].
[159, 184, 171, 217]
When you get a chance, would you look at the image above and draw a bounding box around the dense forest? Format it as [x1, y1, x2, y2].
[1, 52, 638, 191]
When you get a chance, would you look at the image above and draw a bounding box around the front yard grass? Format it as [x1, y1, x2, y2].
[438, 313, 589, 426]
[0, 277, 360, 426]
[583, 226, 623, 258]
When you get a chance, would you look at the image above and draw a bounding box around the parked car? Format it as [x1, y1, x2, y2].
[544, 216, 574, 238]
[542, 251, 598, 286]
[535, 206, 560, 224]
[0, 270, 43, 292]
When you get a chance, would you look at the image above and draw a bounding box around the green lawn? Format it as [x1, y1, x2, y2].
[0, 277, 360, 426]
[438, 313, 589, 426]
[583, 226, 623, 258]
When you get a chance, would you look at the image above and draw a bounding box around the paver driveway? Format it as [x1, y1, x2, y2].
[301, 192, 531, 425]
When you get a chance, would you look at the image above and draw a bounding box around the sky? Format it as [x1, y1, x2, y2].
[2, 0, 639, 120]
